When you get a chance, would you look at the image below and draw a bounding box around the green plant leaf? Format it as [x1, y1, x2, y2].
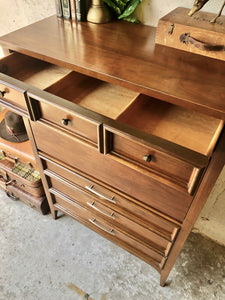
[118, 0, 141, 19]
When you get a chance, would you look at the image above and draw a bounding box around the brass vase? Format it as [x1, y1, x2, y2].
[87, 0, 111, 24]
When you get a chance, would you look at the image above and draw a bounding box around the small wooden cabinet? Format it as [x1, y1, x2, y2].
[0, 16, 224, 286]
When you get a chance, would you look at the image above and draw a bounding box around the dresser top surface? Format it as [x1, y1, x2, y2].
[0, 15, 225, 119]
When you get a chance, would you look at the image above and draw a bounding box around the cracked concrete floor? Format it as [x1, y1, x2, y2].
[0, 190, 225, 300]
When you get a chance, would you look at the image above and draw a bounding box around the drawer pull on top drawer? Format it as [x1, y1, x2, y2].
[143, 154, 152, 163]
[87, 201, 115, 219]
[61, 118, 70, 126]
[0, 90, 6, 97]
[85, 185, 116, 204]
[89, 218, 115, 235]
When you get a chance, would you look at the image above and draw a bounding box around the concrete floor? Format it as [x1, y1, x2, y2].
[0, 191, 225, 300]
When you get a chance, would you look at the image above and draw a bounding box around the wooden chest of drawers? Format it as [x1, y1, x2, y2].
[0, 16, 224, 286]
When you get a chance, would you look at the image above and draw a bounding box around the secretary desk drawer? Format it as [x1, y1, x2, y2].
[41, 154, 180, 242]
[105, 127, 198, 193]
[51, 190, 167, 270]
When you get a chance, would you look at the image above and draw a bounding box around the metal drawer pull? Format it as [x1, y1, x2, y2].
[89, 218, 115, 235]
[0, 90, 6, 97]
[85, 185, 116, 204]
[143, 154, 152, 163]
[87, 201, 115, 219]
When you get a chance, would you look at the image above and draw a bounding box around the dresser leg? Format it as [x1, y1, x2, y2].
[53, 210, 58, 220]
[160, 274, 167, 287]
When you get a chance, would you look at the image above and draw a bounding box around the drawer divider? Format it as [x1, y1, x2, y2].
[25, 95, 41, 121]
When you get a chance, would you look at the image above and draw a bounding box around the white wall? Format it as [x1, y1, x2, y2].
[136, 0, 223, 26]
[0, 0, 224, 245]
[193, 166, 225, 246]
[0, 0, 55, 36]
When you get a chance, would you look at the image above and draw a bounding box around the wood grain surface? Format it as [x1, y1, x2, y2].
[0, 16, 225, 119]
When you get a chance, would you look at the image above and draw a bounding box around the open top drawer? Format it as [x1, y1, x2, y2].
[29, 72, 138, 148]
[0, 52, 70, 115]
[1, 52, 223, 194]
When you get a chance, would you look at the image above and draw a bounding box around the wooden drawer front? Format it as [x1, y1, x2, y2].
[47, 173, 173, 256]
[37, 101, 101, 147]
[33, 121, 192, 222]
[51, 190, 167, 270]
[0, 77, 27, 114]
[42, 155, 180, 242]
[104, 127, 204, 194]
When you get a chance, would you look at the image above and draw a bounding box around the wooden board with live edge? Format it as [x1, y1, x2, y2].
[156, 7, 225, 61]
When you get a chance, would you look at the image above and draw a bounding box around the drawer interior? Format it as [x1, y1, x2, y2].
[117, 95, 224, 156]
[45, 71, 224, 157]
[4, 52, 223, 156]
[1, 52, 71, 90]
[45, 71, 139, 119]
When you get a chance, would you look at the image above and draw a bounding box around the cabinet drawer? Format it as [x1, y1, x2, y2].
[107, 95, 223, 194]
[104, 127, 202, 194]
[27, 71, 139, 149]
[51, 190, 167, 270]
[37, 101, 101, 147]
[46, 173, 174, 256]
[41, 154, 180, 241]
[0, 52, 71, 115]
[0, 53, 29, 114]
[0, 78, 27, 114]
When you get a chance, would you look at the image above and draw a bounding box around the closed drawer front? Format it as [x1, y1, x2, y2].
[42, 155, 180, 242]
[104, 126, 206, 195]
[51, 190, 167, 270]
[47, 173, 173, 256]
[37, 101, 101, 147]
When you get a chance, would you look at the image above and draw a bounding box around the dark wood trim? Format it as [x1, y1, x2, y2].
[103, 125, 209, 169]
[25, 94, 42, 121]
[160, 128, 225, 286]
[23, 118, 57, 219]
